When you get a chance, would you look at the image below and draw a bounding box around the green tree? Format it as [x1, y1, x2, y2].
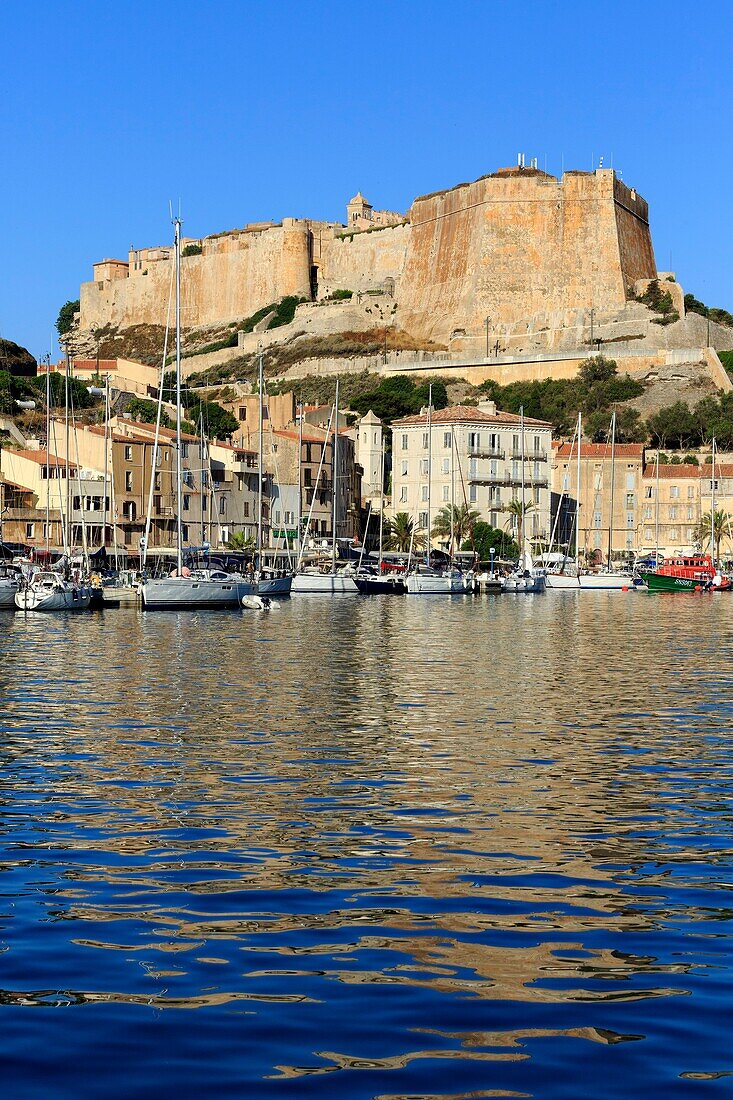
[56, 300, 80, 337]
[503, 497, 536, 551]
[389, 511, 421, 552]
[430, 503, 480, 550]
[465, 521, 519, 561]
[647, 402, 698, 450]
[696, 509, 732, 562]
[226, 530, 255, 551]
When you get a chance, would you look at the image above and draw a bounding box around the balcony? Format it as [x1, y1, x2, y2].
[468, 472, 548, 489]
[510, 449, 547, 462]
[468, 447, 505, 460]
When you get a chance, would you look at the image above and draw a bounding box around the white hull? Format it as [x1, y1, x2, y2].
[257, 575, 292, 596]
[15, 583, 91, 612]
[0, 581, 18, 608]
[545, 572, 633, 590]
[140, 576, 253, 609]
[501, 573, 546, 593]
[406, 572, 467, 595]
[291, 572, 359, 594]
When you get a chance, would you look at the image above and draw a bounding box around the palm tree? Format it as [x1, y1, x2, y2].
[390, 512, 422, 552]
[696, 509, 732, 563]
[503, 498, 536, 553]
[226, 530, 255, 551]
[430, 503, 481, 553]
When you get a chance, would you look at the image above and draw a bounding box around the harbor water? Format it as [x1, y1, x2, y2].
[1, 593, 732, 1098]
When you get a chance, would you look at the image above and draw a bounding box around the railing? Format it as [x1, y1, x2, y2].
[468, 447, 505, 460]
[468, 473, 548, 488]
[510, 449, 547, 462]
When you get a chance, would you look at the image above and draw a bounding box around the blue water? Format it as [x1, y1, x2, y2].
[1, 593, 732, 1098]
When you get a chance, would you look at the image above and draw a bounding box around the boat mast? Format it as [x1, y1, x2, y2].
[331, 379, 340, 573]
[64, 347, 71, 559]
[575, 412, 582, 567]
[426, 383, 432, 565]
[607, 408, 616, 568]
[450, 419, 455, 558]
[711, 436, 717, 565]
[654, 449, 660, 564]
[45, 362, 50, 557]
[103, 374, 110, 557]
[174, 216, 183, 576]
[378, 435, 385, 572]
[257, 349, 264, 572]
[297, 399, 303, 563]
[520, 404, 526, 558]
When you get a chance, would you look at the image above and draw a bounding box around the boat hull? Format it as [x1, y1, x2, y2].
[638, 571, 729, 593]
[257, 575, 292, 597]
[546, 572, 633, 590]
[140, 577, 253, 609]
[501, 574, 546, 593]
[291, 573, 359, 594]
[355, 576, 407, 595]
[405, 573, 467, 595]
[15, 586, 91, 611]
[0, 581, 18, 609]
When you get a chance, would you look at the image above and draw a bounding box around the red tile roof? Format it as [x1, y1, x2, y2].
[642, 463, 733, 479]
[272, 429, 331, 444]
[554, 442, 645, 458]
[4, 449, 77, 469]
[392, 405, 552, 428]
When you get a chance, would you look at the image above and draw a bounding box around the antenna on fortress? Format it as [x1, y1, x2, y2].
[517, 152, 525, 168]
[530, 157, 538, 169]
[599, 156, 604, 169]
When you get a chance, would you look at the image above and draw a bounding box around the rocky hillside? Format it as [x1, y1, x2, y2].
[0, 338, 36, 376]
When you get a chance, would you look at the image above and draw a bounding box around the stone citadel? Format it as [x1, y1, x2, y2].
[79, 163, 661, 354]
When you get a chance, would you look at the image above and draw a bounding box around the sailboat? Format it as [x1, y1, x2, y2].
[0, 563, 21, 608]
[253, 350, 292, 597]
[15, 570, 92, 611]
[545, 411, 634, 590]
[406, 390, 468, 595]
[501, 407, 546, 593]
[291, 380, 358, 594]
[356, 438, 407, 594]
[140, 217, 252, 610]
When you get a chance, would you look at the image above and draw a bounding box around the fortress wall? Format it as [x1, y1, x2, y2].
[317, 223, 409, 295]
[613, 177, 657, 287]
[397, 169, 635, 344]
[80, 222, 312, 331]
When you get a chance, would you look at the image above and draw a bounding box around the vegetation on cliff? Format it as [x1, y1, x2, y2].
[56, 300, 80, 337]
[0, 338, 37, 376]
[0, 370, 95, 415]
[684, 292, 733, 328]
[635, 279, 679, 325]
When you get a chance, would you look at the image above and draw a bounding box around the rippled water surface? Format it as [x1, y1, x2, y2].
[2, 593, 733, 1098]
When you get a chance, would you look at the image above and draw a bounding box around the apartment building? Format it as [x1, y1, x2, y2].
[639, 461, 733, 558]
[551, 443, 646, 560]
[391, 400, 553, 547]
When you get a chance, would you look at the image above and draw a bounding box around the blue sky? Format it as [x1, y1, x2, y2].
[1, 0, 730, 358]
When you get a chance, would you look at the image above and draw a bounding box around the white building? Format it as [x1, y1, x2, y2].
[390, 400, 553, 547]
[354, 410, 384, 505]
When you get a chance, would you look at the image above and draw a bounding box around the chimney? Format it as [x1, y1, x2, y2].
[477, 399, 497, 416]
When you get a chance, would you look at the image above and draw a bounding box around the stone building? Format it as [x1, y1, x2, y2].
[639, 461, 733, 559]
[551, 442, 646, 560]
[0, 447, 105, 553]
[345, 192, 405, 231]
[391, 400, 553, 549]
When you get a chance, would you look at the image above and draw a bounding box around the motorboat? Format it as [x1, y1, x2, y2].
[242, 594, 277, 610]
[354, 564, 407, 595]
[545, 568, 635, 590]
[637, 555, 731, 593]
[15, 571, 92, 612]
[291, 567, 359, 595]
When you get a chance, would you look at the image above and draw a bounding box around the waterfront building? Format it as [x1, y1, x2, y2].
[390, 400, 553, 550]
[639, 461, 733, 558]
[550, 443, 646, 561]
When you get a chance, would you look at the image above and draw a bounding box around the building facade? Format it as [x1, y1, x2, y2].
[391, 401, 553, 548]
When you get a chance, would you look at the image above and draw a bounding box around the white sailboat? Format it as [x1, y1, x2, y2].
[291, 380, 358, 594]
[140, 217, 251, 610]
[501, 406, 546, 593]
[0, 565, 21, 609]
[546, 411, 633, 591]
[15, 570, 91, 611]
[406, 390, 468, 595]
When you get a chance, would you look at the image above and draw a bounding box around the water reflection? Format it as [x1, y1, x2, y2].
[1, 595, 732, 1097]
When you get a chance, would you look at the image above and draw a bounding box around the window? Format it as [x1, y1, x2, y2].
[125, 471, 133, 491]
[284, 511, 293, 525]
[420, 459, 429, 475]
[238, 407, 247, 422]
[594, 511, 602, 528]
[644, 506, 653, 520]
[490, 460, 498, 478]
[644, 527, 653, 540]
[401, 461, 408, 477]
[202, 497, 207, 513]
[468, 432, 480, 450]
[670, 486, 679, 499]
[687, 486, 695, 499]
[645, 486, 654, 499]
[626, 493, 635, 508]
[627, 512, 634, 529]
[243, 502, 250, 517]
[469, 484, 477, 503]
[154, 472, 161, 491]
[418, 511, 428, 529]
[275, 510, 281, 524]
[670, 527, 679, 541]
[469, 458, 478, 479]
[669, 506, 678, 520]
[594, 474, 602, 491]
[533, 462, 540, 479]
[443, 432, 452, 449]
[73, 495, 81, 510]
[124, 445, 132, 461]
[442, 485, 450, 501]
[626, 473, 635, 490]
[533, 435, 541, 453]
[122, 500, 136, 520]
[399, 486, 408, 502]
[182, 443, 189, 459]
[25, 523, 35, 539]
[687, 506, 694, 520]
[183, 494, 190, 511]
[441, 458, 450, 474]
[422, 432, 429, 449]
[421, 485, 429, 502]
[533, 487, 541, 504]
[490, 511, 498, 527]
[219, 496, 227, 516]
[401, 434, 408, 451]
[182, 524, 189, 541]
